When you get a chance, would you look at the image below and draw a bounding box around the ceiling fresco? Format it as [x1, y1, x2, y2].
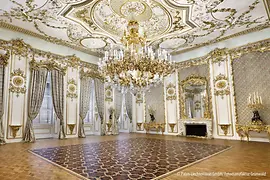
[0, 0, 269, 56]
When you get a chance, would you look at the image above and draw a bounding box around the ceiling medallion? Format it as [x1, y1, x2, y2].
[98, 17, 176, 93]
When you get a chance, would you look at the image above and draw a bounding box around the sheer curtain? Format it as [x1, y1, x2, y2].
[23, 68, 48, 142]
[51, 69, 66, 139]
[0, 64, 6, 145]
[78, 77, 92, 138]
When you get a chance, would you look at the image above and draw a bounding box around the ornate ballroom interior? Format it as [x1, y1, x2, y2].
[0, 0, 270, 180]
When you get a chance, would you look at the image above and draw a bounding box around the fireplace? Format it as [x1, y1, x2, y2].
[186, 124, 207, 137]
[178, 119, 213, 139]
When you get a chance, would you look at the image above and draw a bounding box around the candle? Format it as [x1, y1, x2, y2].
[260, 96, 262, 104]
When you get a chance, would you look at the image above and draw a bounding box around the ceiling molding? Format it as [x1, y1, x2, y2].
[176, 37, 270, 69]
[0, 21, 100, 57]
[264, 0, 270, 20]
[172, 23, 270, 55]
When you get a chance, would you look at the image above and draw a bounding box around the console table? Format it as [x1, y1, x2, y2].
[236, 124, 270, 142]
[143, 122, 165, 135]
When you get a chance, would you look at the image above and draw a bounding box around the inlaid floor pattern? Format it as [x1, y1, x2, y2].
[31, 138, 230, 180]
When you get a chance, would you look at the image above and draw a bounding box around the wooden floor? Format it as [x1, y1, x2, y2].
[0, 133, 269, 180]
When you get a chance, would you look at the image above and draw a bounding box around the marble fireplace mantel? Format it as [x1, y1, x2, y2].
[178, 119, 213, 139]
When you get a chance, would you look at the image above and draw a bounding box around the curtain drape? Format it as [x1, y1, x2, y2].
[51, 69, 66, 139]
[0, 65, 6, 145]
[78, 78, 92, 138]
[94, 79, 105, 135]
[126, 92, 132, 123]
[115, 90, 122, 120]
[23, 68, 48, 142]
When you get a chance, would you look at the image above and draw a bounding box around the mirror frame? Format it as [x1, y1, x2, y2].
[180, 74, 212, 119]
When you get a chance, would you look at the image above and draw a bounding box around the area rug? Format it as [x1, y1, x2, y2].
[29, 138, 231, 180]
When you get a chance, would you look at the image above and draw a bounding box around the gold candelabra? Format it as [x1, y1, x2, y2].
[247, 92, 264, 125]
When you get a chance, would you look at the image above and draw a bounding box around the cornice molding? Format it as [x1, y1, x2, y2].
[0, 21, 100, 57]
[0, 38, 98, 71]
[172, 23, 270, 55]
[176, 38, 270, 69]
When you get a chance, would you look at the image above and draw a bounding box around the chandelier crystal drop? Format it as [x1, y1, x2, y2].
[98, 20, 175, 93]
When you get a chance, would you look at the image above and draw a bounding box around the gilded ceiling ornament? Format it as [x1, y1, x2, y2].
[166, 83, 177, 102]
[9, 68, 26, 97]
[105, 86, 113, 102]
[67, 78, 78, 100]
[214, 74, 230, 98]
[0, 0, 268, 55]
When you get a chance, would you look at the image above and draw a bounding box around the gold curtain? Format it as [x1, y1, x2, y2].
[94, 79, 105, 135]
[51, 69, 66, 139]
[0, 64, 6, 145]
[23, 68, 48, 142]
[78, 78, 92, 138]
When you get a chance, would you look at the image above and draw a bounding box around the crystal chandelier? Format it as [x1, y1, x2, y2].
[98, 20, 175, 93]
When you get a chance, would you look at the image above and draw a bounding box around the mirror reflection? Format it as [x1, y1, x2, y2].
[181, 75, 211, 119]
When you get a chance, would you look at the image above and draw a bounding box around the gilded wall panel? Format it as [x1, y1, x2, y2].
[233, 51, 270, 125]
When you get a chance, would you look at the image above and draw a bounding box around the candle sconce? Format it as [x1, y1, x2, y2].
[247, 92, 264, 125]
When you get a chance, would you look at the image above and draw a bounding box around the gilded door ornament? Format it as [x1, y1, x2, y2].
[105, 86, 113, 102]
[9, 68, 26, 97]
[166, 83, 176, 101]
[214, 74, 230, 99]
[67, 78, 78, 100]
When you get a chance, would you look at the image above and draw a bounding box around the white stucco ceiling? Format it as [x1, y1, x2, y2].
[0, 0, 269, 55]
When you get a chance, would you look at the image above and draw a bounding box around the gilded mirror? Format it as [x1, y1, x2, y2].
[180, 75, 211, 119]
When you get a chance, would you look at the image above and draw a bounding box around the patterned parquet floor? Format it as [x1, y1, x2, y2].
[30, 138, 230, 180]
[0, 133, 270, 180]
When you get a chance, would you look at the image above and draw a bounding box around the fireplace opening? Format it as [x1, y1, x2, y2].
[186, 124, 207, 137]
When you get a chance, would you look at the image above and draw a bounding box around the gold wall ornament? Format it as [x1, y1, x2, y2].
[105, 86, 113, 102]
[208, 48, 229, 65]
[79, 69, 103, 80]
[168, 123, 176, 133]
[29, 59, 67, 75]
[9, 125, 22, 138]
[214, 74, 230, 98]
[9, 69, 26, 97]
[0, 49, 10, 66]
[219, 124, 231, 136]
[9, 39, 31, 57]
[67, 124, 76, 135]
[136, 122, 143, 131]
[66, 55, 80, 68]
[166, 83, 177, 101]
[67, 79, 78, 100]
[136, 92, 143, 104]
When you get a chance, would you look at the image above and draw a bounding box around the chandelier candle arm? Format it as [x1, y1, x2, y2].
[98, 19, 175, 93]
